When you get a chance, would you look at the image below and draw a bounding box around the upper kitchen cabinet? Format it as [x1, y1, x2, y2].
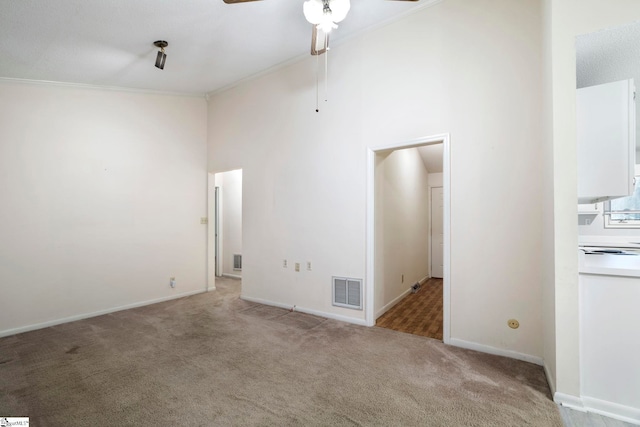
[577, 79, 636, 204]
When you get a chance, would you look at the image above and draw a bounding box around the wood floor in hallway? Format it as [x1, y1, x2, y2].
[375, 278, 443, 340]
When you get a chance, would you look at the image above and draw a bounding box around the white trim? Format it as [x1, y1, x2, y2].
[369, 134, 450, 152]
[0, 289, 206, 338]
[375, 287, 412, 319]
[0, 77, 204, 98]
[206, 173, 217, 292]
[221, 273, 242, 280]
[448, 338, 544, 366]
[419, 275, 430, 285]
[543, 362, 557, 397]
[207, 0, 443, 97]
[581, 396, 640, 425]
[241, 296, 368, 326]
[442, 135, 451, 345]
[554, 393, 640, 424]
[365, 133, 451, 339]
[554, 393, 586, 411]
[365, 148, 376, 327]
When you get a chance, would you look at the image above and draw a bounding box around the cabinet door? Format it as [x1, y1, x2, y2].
[577, 79, 636, 204]
[580, 274, 640, 410]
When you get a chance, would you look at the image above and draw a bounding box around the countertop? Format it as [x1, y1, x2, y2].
[578, 247, 640, 277]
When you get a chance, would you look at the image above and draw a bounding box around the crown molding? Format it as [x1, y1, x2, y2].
[0, 77, 206, 98]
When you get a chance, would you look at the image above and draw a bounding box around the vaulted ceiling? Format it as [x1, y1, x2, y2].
[0, 0, 436, 95]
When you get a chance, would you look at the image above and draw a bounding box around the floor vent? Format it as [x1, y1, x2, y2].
[233, 254, 242, 271]
[332, 277, 363, 310]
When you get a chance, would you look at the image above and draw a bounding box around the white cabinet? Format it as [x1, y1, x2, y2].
[577, 79, 636, 204]
[577, 202, 600, 215]
[579, 272, 640, 418]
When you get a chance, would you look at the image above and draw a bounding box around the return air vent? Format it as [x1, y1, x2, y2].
[332, 277, 362, 310]
[233, 254, 242, 271]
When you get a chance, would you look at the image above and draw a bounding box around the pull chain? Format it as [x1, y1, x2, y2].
[315, 30, 330, 112]
[324, 31, 328, 103]
[315, 47, 319, 112]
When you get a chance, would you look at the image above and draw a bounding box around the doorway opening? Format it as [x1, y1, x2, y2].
[207, 169, 243, 291]
[365, 134, 450, 344]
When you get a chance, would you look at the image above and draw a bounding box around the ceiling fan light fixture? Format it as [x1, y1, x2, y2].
[328, 0, 350, 22]
[317, 19, 337, 33]
[303, 0, 350, 32]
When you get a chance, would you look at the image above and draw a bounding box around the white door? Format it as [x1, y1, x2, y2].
[431, 187, 444, 278]
[214, 186, 221, 277]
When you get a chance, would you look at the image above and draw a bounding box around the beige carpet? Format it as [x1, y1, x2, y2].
[0, 278, 562, 426]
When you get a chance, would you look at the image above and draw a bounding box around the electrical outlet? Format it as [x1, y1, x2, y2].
[170, 277, 176, 288]
[306, 261, 312, 271]
[508, 319, 520, 329]
[283, 259, 288, 268]
[295, 263, 300, 272]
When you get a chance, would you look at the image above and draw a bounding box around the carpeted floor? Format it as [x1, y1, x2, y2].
[0, 277, 562, 426]
[376, 278, 443, 340]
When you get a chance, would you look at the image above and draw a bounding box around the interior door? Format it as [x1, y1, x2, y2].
[215, 186, 221, 277]
[431, 186, 444, 278]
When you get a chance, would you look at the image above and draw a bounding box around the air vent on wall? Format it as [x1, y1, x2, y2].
[233, 254, 242, 271]
[332, 277, 362, 310]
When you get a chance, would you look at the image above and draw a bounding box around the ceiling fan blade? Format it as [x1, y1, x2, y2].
[310, 26, 329, 56]
[222, 0, 262, 4]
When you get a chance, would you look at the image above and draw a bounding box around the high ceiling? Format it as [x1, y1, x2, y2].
[0, 0, 437, 96]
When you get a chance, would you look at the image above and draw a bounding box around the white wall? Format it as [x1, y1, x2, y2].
[0, 82, 207, 336]
[428, 173, 443, 189]
[546, 0, 640, 402]
[541, 0, 557, 396]
[215, 169, 243, 277]
[208, 0, 544, 358]
[374, 148, 429, 317]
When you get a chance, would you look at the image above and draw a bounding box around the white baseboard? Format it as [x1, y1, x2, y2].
[543, 362, 557, 396]
[554, 392, 640, 425]
[419, 275, 430, 285]
[554, 392, 585, 411]
[375, 287, 412, 319]
[221, 273, 242, 279]
[448, 338, 543, 365]
[0, 289, 206, 338]
[582, 396, 640, 425]
[240, 295, 368, 327]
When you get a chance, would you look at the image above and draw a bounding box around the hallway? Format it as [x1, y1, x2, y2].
[375, 278, 443, 340]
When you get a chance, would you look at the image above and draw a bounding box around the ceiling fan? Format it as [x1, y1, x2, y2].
[222, 0, 418, 56]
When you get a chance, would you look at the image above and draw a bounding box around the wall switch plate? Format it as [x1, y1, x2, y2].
[295, 263, 300, 272]
[170, 277, 176, 288]
[200, 217, 208, 224]
[306, 261, 312, 271]
[283, 260, 287, 268]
